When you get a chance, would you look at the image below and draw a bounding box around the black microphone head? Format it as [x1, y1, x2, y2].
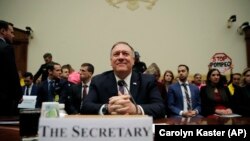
[117, 80, 125, 87]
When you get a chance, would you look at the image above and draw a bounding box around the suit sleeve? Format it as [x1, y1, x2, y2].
[33, 65, 43, 83]
[138, 75, 165, 119]
[167, 85, 181, 115]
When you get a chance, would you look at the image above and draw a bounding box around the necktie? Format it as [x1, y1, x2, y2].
[26, 86, 29, 95]
[48, 80, 55, 101]
[182, 83, 192, 110]
[118, 85, 125, 94]
[82, 85, 88, 99]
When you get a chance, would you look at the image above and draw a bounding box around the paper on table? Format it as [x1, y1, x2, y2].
[214, 113, 242, 118]
[18, 96, 37, 109]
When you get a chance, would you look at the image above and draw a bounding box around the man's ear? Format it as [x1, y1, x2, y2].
[0, 28, 5, 34]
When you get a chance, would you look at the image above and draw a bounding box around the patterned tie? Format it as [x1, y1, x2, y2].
[82, 85, 88, 99]
[118, 85, 125, 94]
[182, 83, 192, 110]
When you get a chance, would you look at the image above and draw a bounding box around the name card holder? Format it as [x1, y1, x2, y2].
[39, 115, 153, 141]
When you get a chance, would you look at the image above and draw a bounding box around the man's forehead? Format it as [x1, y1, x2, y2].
[54, 65, 61, 69]
[178, 66, 186, 70]
[113, 43, 131, 50]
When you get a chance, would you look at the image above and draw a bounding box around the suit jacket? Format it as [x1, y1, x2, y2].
[200, 85, 232, 117]
[22, 84, 38, 96]
[80, 70, 165, 119]
[232, 86, 250, 117]
[33, 62, 54, 83]
[0, 39, 22, 116]
[167, 82, 201, 117]
[59, 82, 81, 114]
[35, 78, 67, 108]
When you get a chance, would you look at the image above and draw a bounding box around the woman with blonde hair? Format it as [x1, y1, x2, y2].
[144, 63, 165, 101]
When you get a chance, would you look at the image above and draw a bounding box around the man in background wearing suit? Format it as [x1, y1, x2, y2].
[22, 72, 38, 96]
[62, 63, 94, 114]
[35, 62, 66, 108]
[33, 52, 54, 84]
[167, 64, 201, 118]
[81, 41, 165, 119]
[0, 20, 22, 116]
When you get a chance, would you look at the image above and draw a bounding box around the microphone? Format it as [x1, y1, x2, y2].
[117, 80, 137, 106]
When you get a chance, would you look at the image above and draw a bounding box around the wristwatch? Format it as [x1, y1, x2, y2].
[102, 104, 109, 115]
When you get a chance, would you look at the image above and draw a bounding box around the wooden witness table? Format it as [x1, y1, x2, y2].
[1, 115, 250, 141]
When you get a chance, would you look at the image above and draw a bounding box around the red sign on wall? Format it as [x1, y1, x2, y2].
[209, 53, 232, 73]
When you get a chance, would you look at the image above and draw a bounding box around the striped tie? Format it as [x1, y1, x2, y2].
[182, 84, 192, 110]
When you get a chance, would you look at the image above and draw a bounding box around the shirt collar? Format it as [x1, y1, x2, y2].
[0, 37, 5, 42]
[179, 80, 189, 86]
[115, 72, 132, 88]
[82, 81, 91, 87]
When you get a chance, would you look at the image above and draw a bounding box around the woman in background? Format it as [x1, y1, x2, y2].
[144, 63, 165, 100]
[200, 68, 233, 117]
[161, 70, 175, 93]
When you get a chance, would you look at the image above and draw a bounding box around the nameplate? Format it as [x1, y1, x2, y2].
[38, 115, 153, 141]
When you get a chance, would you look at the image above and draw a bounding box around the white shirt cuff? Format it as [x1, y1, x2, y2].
[137, 105, 145, 115]
[99, 104, 105, 115]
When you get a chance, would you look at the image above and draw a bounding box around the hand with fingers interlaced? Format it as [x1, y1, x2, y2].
[108, 92, 137, 115]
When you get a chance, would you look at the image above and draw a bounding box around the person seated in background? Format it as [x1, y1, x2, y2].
[192, 73, 204, 90]
[232, 68, 250, 117]
[161, 70, 175, 117]
[22, 72, 38, 96]
[35, 62, 67, 108]
[167, 64, 201, 118]
[132, 51, 147, 73]
[33, 52, 54, 84]
[161, 70, 175, 93]
[200, 68, 233, 118]
[144, 63, 166, 101]
[62, 63, 94, 114]
[66, 64, 81, 84]
[60, 64, 70, 81]
[227, 73, 241, 95]
[80, 41, 165, 119]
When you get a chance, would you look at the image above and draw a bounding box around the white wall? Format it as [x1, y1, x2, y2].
[0, 0, 249, 76]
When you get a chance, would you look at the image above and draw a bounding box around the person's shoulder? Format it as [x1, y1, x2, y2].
[92, 70, 113, 79]
[189, 83, 199, 89]
[0, 38, 5, 44]
[140, 73, 153, 79]
[0, 40, 7, 50]
[101, 70, 113, 75]
[32, 83, 39, 88]
[138, 61, 146, 65]
[200, 85, 207, 91]
[168, 82, 179, 88]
